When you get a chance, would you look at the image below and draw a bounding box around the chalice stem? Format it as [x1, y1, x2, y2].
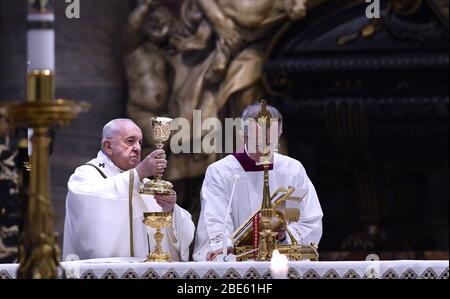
[155, 142, 164, 182]
[154, 229, 164, 254]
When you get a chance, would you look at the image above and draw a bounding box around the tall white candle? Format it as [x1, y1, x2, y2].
[26, 1, 55, 157]
[270, 249, 289, 279]
[27, 0, 55, 71]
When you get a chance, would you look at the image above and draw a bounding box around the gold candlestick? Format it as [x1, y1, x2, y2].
[255, 100, 278, 261]
[1, 70, 90, 278]
[143, 212, 173, 262]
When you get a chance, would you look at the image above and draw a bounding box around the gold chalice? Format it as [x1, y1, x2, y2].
[141, 117, 174, 195]
[143, 212, 173, 262]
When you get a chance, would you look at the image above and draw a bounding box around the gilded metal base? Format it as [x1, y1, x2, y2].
[143, 212, 172, 262]
[257, 230, 278, 261]
[140, 179, 174, 195]
[235, 244, 319, 262]
[146, 248, 171, 262]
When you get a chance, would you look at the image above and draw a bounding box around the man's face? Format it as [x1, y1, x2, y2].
[104, 123, 143, 171]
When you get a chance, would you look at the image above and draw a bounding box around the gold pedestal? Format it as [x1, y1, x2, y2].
[143, 212, 172, 262]
[257, 229, 278, 261]
[235, 244, 319, 262]
[1, 70, 90, 278]
[141, 178, 174, 195]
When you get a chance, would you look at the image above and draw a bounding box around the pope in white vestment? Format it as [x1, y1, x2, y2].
[63, 119, 195, 261]
[193, 104, 323, 261]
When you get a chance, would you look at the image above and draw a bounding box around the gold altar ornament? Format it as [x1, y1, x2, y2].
[0, 0, 91, 279]
[140, 117, 174, 195]
[143, 212, 173, 262]
[0, 72, 90, 278]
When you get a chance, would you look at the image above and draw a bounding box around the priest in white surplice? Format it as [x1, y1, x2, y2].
[63, 119, 195, 261]
[193, 104, 323, 261]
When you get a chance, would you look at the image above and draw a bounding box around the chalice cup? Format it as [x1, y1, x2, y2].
[143, 212, 173, 262]
[141, 117, 174, 195]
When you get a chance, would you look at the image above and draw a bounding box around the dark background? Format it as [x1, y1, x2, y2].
[0, 0, 448, 262]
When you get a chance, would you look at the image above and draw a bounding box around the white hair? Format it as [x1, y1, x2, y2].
[101, 118, 138, 151]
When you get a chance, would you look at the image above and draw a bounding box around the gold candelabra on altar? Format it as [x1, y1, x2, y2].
[1, 70, 90, 278]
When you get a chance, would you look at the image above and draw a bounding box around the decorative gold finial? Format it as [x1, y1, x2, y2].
[257, 99, 272, 120]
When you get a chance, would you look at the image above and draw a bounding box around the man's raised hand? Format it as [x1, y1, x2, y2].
[155, 191, 177, 212]
[135, 149, 167, 180]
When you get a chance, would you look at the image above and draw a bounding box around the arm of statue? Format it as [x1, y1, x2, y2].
[197, 0, 240, 48]
[123, 0, 155, 55]
[283, 0, 308, 21]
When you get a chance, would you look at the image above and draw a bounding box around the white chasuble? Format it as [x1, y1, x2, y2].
[63, 151, 195, 261]
[193, 152, 323, 261]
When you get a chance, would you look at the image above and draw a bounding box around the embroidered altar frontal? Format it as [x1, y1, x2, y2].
[0, 258, 448, 279]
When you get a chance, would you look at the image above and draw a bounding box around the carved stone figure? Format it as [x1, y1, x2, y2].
[124, 0, 308, 181]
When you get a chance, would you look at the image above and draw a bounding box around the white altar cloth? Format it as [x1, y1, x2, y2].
[0, 258, 448, 279]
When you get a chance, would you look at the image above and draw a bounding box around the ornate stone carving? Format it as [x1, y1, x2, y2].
[123, 0, 309, 181]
